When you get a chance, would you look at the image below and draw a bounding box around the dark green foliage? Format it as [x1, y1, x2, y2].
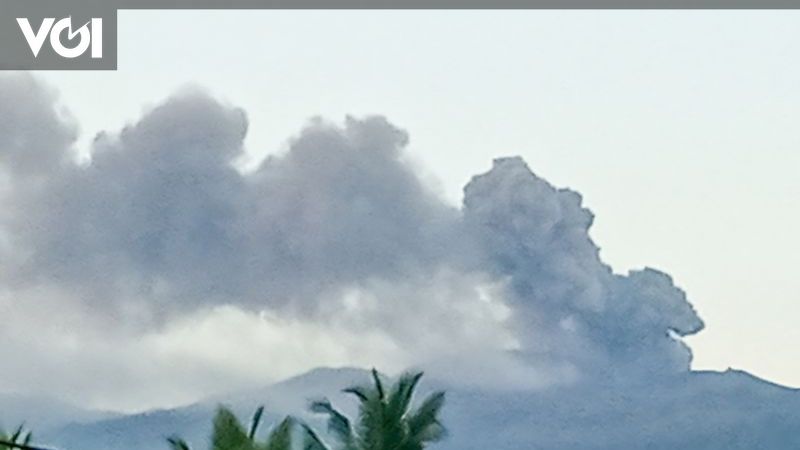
[212, 408, 253, 450]
[167, 436, 192, 450]
[263, 417, 293, 450]
[298, 423, 328, 450]
[309, 399, 355, 450]
[307, 369, 446, 450]
[250, 407, 266, 440]
[0, 425, 46, 450]
[167, 406, 295, 450]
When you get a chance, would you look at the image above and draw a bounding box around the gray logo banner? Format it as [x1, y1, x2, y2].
[0, 0, 117, 70]
[0, 0, 797, 71]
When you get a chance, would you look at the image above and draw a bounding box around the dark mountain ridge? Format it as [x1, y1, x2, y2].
[32, 366, 800, 450]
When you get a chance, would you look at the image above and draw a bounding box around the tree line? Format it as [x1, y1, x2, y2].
[1, 369, 446, 450]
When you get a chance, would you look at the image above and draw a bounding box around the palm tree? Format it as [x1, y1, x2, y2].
[0, 425, 49, 450]
[303, 369, 446, 450]
[167, 406, 294, 450]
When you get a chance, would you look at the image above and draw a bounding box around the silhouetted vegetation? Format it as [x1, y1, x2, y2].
[303, 369, 446, 450]
[166, 369, 445, 450]
[167, 406, 294, 450]
[0, 425, 42, 450]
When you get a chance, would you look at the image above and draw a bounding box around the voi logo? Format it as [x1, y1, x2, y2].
[16, 17, 102, 59]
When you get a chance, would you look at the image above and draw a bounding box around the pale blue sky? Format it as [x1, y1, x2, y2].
[42, 10, 800, 390]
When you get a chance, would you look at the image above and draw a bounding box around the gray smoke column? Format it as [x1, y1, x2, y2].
[0, 74, 704, 390]
[463, 157, 704, 377]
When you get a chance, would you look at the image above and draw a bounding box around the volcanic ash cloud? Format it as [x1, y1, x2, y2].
[0, 74, 704, 407]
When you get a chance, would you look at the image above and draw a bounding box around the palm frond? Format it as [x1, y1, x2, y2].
[0, 425, 49, 450]
[354, 377, 388, 450]
[298, 423, 329, 450]
[263, 416, 293, 450]
[309, 399, 355, 448]
[0, 441, 52, 450]
[167, 436, 192, 450]
[407, 391, 446, 443]
[387, 372, 423, 419]
[308, 369, 446, 450]
[249, 406, 265, 440]
[342, 386, 369, 403]
[10, 426, 23, 445]
[212, 407, 254, 450]
[370, 368, 385, 401]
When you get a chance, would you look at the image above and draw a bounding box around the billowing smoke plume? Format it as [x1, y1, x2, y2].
[463, 158, 704, 378]
[0, 74, 703, 408]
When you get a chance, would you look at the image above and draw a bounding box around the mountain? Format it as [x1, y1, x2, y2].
[0, 392, 117, 432]
[37, 367, 800, 450]
[442, 369, 800, 450]
[38, 368, 370, 450]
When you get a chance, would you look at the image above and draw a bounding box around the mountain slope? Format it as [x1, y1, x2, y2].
[42, 368, 800, 450]
[0, 393, 116, 431]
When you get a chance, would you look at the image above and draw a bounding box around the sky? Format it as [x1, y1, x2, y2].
[1, 10, 799, 412]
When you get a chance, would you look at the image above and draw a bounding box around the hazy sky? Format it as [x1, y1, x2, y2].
[11, 10, 799, 407]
